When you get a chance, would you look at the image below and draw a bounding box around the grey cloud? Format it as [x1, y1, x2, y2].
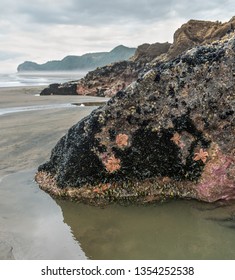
[12, 0, 174, 25]
[1, 0, 235, 72]
[8, 0, 235, 25]
[68, 0, 174, 23]
[0, 51, 23, 61]
[3, 0, 234, 27]
[171, 0, 235, 18]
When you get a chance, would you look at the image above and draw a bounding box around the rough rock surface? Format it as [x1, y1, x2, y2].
[36, 34, 235, 205]
[40, 83, 78, 95]
[74, 42, 171, 97]
[76, 61, 139, 97]
[166, 17, 235, 60]
[39, 17, 235, 98]
[38, 60, 140, 97]
[131, 42, 171, 63]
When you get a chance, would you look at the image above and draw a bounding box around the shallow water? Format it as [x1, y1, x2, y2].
[57, 200, 235, 260]
[0, 103, 77, 116]
[0, 170, 86, 259]
[1, 170, 235, 259]
[0, 72, 87, 87]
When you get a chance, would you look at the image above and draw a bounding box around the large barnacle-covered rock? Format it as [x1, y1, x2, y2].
[35, 36, 235, 205]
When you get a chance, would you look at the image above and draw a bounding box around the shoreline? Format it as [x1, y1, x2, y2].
[0, 85, 108, 259]
[0, 169, 87, 260]
[0, 86, 109, 178]
[35, 170, 197, 206]
[0, 85, 109, 108]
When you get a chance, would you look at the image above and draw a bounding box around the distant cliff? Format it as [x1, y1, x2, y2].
[17, 45, 136, 72]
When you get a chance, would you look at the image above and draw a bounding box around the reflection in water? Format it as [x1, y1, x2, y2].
[57, 199, 235, 260]
[1, 169, 235, 260]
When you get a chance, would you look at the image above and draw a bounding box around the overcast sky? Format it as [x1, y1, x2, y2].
[0, 0, 235, 72]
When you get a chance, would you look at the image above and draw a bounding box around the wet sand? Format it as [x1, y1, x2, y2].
[0, 86, 109, 177]
[0, 86, 108, 259]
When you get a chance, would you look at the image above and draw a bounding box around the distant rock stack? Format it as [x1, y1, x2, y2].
[40, 83, 78, 95]
[35, 33, 235, 205]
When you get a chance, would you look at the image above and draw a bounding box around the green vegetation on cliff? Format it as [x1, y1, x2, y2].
[17, 45, 136, 72]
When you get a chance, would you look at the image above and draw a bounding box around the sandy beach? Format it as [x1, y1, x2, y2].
[0, 86, 109, 178]
[0, 86, 109, 259]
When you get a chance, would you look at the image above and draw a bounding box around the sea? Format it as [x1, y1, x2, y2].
[0, 71, 88, 87]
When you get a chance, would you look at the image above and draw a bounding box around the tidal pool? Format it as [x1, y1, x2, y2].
[1, 170, 235, 259]
[0, 170, 86, 260]
[57, 199, 235, 259]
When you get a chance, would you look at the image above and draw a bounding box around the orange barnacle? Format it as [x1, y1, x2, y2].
[101, 184, 109, 191]
[170, 132, 181, 146]
[104, 155, 121, 173]
[93, 187, 101, 194]
[193, 148, 209, 163]
[115, 133, 129, 148]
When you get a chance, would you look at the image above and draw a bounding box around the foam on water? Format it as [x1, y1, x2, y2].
[0, 72, 87, 87]
[0, 103, 77, 116]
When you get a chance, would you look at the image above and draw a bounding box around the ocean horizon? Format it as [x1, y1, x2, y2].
[0, 71, 87, 87]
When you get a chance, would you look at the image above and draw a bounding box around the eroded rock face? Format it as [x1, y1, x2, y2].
[36, 35, 235, 205]
[76, 61, 139, 97]
[166, 17, 235, 60]
[131, 42, 171, 63]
